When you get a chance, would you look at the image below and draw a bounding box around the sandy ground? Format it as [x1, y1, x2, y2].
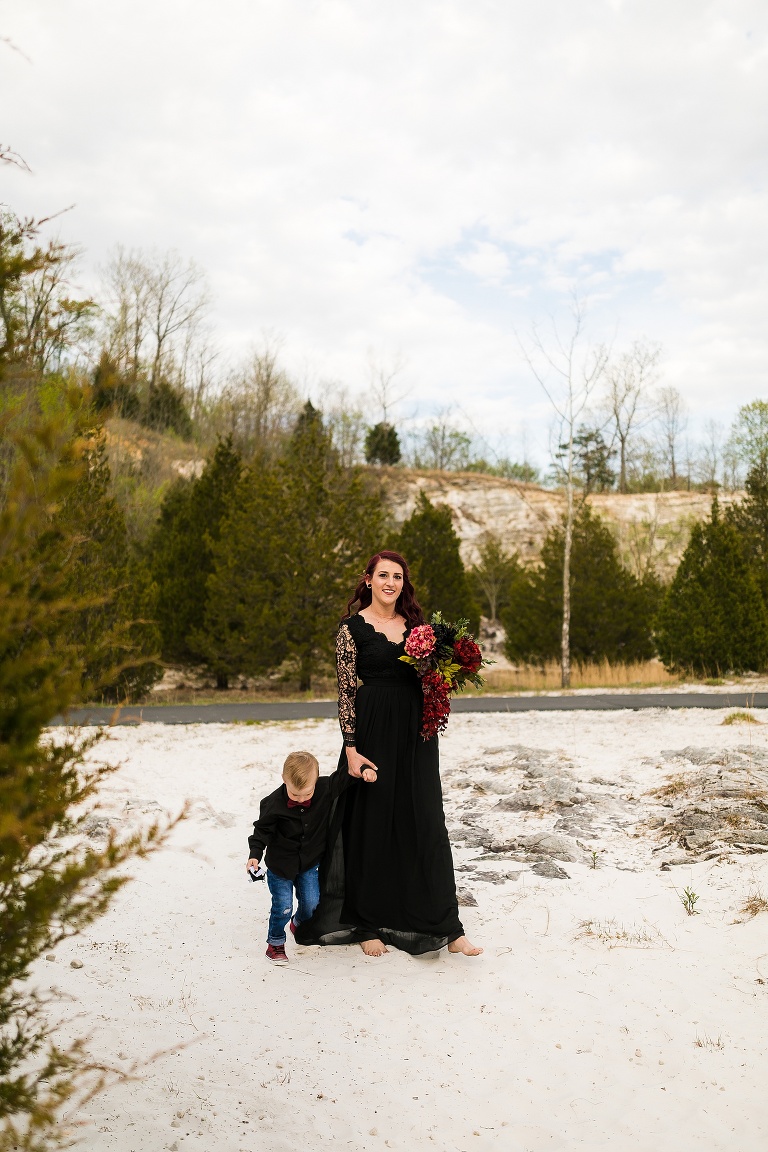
[40, 711, 768, 1152]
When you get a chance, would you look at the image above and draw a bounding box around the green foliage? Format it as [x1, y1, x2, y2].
[0, 211, 96, 374]
[656, 498, 768, 675]
[397, 492, 479, 626]
[198, 403, 386, 689]
[470, 533, 524, 622]
[52, 430, 161, 701]
[91, 353, 140, 420]
[560, 426, 615, 493]
[143, 379, 192, 438]
[729, 460, 768, 602]
[730, 400, 768, 472]
[465, 458, 540, 483]
[0, 410, 171, 1152]
[365, 421, 401, 465]
[502, 504, 659, 664]
[149, 436, 243, 667]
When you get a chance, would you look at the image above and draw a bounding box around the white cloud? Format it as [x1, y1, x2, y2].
[2, 0, 767, 462]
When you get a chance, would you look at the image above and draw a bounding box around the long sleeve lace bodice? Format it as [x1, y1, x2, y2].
[336, 623, 358, 746]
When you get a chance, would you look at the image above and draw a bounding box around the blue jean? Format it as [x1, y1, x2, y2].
[266, 864, 320, 946]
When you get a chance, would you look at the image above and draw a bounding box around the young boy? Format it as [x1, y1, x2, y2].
[246, 750, 375, 963]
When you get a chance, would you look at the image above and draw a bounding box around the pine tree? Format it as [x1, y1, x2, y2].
[364, 422, 401, 465]
[397, 492, 478, 625]
[656, 498, 768, 675]
[0, 410, 171, 1152]
[53, 429, 161, 701]
[149, 437, 243, 674]
[470, 533, 524, 623]
[729, 460, 768, 603]
[199, 403, 385, 690]
[502, 504, 659, 665]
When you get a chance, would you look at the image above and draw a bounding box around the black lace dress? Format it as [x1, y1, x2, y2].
[294, 612, 464, 955]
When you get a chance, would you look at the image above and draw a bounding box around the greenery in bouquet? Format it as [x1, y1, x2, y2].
[399, 611, 488, 739]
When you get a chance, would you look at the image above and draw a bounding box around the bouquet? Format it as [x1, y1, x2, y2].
[399, 611, 489, 741]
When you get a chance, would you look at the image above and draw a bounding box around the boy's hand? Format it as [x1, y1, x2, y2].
[246, 858, 260, 873]
[346, 747, 378, 782]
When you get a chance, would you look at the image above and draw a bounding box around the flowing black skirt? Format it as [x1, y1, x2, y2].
[295, 681, 464, 955]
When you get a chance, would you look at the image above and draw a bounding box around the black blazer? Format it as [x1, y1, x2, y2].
[247, 769, 355, 881]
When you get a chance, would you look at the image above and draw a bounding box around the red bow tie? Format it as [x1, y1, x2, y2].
[287, 798, 312, 809]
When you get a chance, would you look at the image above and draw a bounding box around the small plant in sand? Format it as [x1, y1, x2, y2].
[694, 1033, 724, 1050]
[588, 849, 600, 869]
[738, 886, 768, 919]
[722, 710, 761, 725]
[680, 886, 700, 915]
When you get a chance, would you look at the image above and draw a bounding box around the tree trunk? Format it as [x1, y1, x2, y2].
[561, 438, 574, 689]
[215, 670, 228, 690]
[298, 652, 312, 693]
[619, 435, 627, 494]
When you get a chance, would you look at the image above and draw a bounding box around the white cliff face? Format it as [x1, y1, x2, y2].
[384, 468, 741, 581]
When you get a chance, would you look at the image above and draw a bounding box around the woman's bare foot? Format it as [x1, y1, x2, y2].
[448, 935, 483, 956]
[360, 938, 388, 957]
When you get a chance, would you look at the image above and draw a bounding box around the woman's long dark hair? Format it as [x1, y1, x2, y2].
[344, 550, 425, 628]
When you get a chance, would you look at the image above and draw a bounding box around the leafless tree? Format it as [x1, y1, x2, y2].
[200, 342, 299, 458]
[695, 419, 721, 488]
[100, 247, 210, 392]
[415, 411, 472, 471]
[603, 339, 660, 493]
[322, 384, 367, 467]
[367, 349, 408, 424]
[1, 35, 32, 171]
[655, 385, 687, 487]
[517, 295, 608, 688]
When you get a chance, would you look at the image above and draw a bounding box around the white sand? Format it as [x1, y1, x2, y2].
[41, 711, 768, 1152]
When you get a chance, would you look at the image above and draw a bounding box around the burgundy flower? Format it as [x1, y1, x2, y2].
[453, 637, 482, 674]
[420, 670, 452, 741]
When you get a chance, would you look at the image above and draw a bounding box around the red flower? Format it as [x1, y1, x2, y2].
[453, 637, 482, 675]
[420, 670, 452, 741]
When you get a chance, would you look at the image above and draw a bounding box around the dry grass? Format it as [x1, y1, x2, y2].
[722, 710, 761, 725]
[479, 659, 678, 693]
[739, 887, 768, 919]
[694, 1033, 725, 1050]
[576, 918, 669, 949]
[650, 772, 702, 800]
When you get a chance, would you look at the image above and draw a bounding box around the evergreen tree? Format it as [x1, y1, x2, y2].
[199, 403, 385, 690]
[502, 504, 659, 665]
[53, 430, 161, 701]
[364, 422, 401, 465]
[142, 378, 192, 439]
[397, 492, 478, 626]
[470, 533, 524, 622]
[0, 410, 170, 1152]
[729, 460, 768, 603]
[656, 498, 768, 675]
[149, 437, 243, 674]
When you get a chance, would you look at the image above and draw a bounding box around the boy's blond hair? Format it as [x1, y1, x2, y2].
[283, 750, 319, 790]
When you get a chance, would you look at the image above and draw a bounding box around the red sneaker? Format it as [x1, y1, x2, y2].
[289, 919, 297, 936]
[266, 943, 288, 964]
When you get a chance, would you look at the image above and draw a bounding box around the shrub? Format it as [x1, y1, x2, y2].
[656, 498, 768, 675]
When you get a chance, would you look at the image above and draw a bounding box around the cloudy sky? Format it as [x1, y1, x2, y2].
[2, 0, 767, 460]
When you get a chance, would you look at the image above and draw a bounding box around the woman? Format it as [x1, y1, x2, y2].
[296, 550, 482, 957]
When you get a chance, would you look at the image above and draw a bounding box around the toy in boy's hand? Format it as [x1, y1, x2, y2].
[247, 863, 266, 882]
